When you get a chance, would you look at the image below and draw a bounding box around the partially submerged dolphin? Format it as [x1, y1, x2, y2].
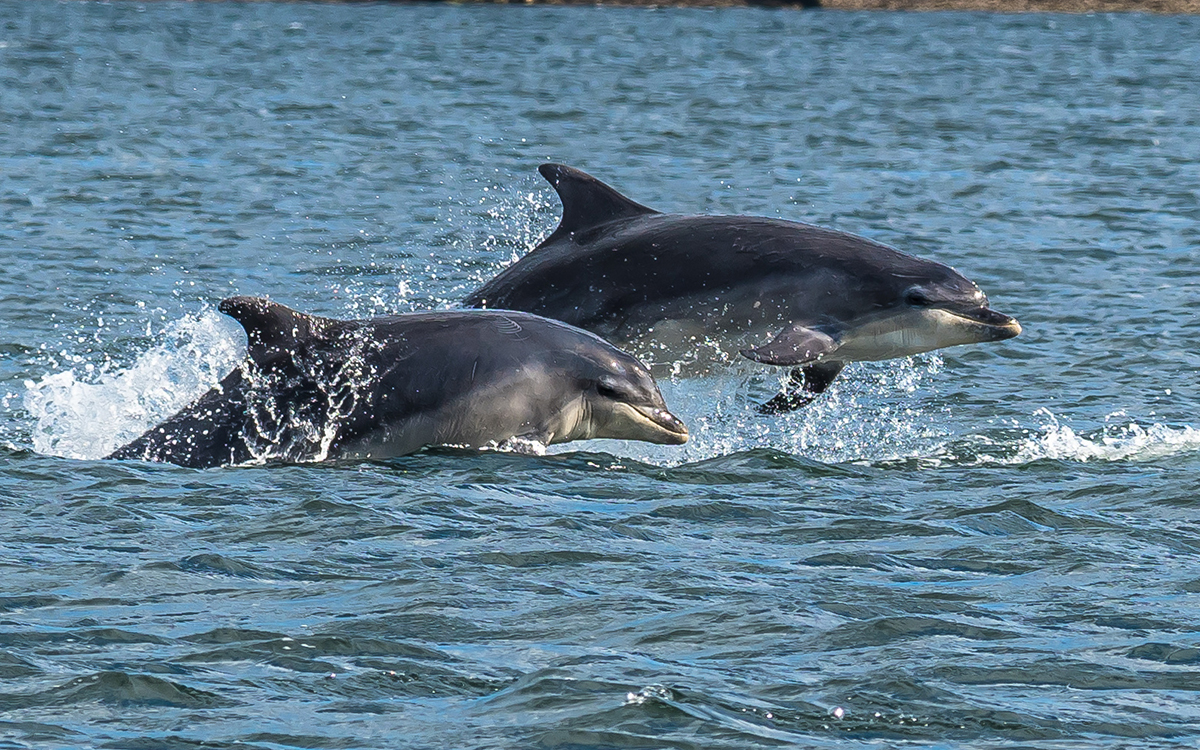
[464, 164, 1021, 412]
[107, 297, 687, 468]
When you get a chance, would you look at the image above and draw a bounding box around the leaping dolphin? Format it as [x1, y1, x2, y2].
[107, 297, 687, 468]
[464, 164, 1021, 412]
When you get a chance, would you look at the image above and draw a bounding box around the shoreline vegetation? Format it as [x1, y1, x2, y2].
[451, 0, 1200, 11]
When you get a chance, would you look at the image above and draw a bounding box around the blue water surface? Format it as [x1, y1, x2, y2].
[3, 2, 1200, 748]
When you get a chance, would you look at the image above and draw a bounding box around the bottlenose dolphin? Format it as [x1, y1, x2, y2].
[464, 164, 1021, 412]
[107, 297, 687, 468]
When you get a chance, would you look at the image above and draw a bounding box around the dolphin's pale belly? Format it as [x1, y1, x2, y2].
[832, 308, 1011, 362]
[595, 292, 788, 373]
[607, 304, 1000, 376]
[831, 325, 935, 362]
[334, 411, 535, 460]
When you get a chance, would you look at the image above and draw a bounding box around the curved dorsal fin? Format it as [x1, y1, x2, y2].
[539, 164, 658, 240]
[218, 296, 327, 367]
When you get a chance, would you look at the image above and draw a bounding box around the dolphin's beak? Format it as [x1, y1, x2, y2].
[950, 306, 1022, 341]
[630, 404, 689, 445]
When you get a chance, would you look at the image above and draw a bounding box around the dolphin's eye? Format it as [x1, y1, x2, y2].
[905, 289, 933, 307]
[596, 380, 629, 401]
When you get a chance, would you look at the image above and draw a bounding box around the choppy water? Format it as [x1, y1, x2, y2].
[3, 2, 1200, 747]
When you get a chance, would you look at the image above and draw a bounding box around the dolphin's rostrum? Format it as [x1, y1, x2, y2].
[465, 164, 1021, 411]
[107, 297, 687, 468]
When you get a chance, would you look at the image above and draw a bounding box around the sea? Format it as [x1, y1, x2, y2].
[2, 2, 1200, 747]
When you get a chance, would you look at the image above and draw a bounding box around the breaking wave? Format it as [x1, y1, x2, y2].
[22, 310, 244, 460]
[1008, 409, 1200, 464]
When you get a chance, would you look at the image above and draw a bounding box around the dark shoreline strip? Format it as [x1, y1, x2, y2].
[391, 0, 1200, 13]
[104, 0, 1200, 14]
[821, 0, 1199, 11]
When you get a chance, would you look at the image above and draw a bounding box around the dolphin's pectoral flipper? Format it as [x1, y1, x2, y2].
[219, 296, 330, 368]
[757, 361, 845, 415]
[740, 323, 838, 366]
[743, 324, 843, 412]
[539, 163, 659, 240]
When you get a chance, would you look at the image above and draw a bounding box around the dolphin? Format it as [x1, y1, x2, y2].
[106, 297, 687, 468]
[464, 164, 1021, 412]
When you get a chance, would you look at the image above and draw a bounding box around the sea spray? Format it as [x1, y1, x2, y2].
[563, 354, 953, 467]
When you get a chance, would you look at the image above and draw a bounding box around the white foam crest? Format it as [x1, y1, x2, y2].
[23, 310, 243, 460]
[1008, 409, 1200, 464]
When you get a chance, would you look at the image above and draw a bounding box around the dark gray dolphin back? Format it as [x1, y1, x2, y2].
[464, 165, 960, 338]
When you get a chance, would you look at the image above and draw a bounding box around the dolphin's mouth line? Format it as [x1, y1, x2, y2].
[937, 305, 1022, 336]
[631, 404, 689, 444]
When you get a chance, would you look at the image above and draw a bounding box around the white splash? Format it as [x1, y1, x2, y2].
[491, 435, 549, 456]
[1010, 408, 1200, 464]
[20, 300, 1200, 470]
[23, 310, 244, 460]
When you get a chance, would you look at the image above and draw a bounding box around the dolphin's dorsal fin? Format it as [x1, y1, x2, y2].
[219, 296, 327, 367]
[539, 164, 659, 239]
